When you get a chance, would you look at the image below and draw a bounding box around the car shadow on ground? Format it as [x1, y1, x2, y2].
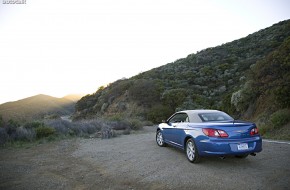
[160, 143, 254, 165]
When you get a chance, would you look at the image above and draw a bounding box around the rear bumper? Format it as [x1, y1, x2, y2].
[196, 136, 262, 156]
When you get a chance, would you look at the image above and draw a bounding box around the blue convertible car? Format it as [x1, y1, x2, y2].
[156, 110, 262, 163]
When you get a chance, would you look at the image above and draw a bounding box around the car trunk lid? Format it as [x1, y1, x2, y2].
[198, 120, 257, 139]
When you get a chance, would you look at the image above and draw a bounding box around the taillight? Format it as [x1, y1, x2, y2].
[202, 128, 229, 138]
[250, 127, 259, 136]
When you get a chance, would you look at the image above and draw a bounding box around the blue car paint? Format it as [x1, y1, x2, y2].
[157, 120, 262, 157]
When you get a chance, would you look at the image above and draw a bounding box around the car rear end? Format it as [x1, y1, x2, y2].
[195, 121, 262, 157]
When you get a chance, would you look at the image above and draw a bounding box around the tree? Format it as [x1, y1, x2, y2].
[129, 79, 161, 106]
[0, 115, 4, 128]
[161, 89, 188, 112]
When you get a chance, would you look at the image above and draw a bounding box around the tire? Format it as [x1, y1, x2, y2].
[235, 154, 249, 159]
[186, 138, 200, 163]
[156, 130, 166, 147]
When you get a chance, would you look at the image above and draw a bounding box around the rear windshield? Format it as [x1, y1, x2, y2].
[198, 112, 233, 122]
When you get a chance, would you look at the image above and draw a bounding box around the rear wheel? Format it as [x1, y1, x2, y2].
[186, 138, 200, 163]
[156, 130, 166, 147]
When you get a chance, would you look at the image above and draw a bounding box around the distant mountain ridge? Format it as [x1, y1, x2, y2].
[0, 94, 83, 122]
[62, 94, 85, 102]
[74, 20, 290, 125]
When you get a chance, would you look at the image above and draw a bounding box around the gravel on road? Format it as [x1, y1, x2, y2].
[1, 126, 290, 190]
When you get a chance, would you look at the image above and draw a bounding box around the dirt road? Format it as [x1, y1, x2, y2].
[1, 127, 290, 190]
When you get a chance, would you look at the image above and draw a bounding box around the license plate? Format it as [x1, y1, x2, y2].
[237, 143, 248, 150]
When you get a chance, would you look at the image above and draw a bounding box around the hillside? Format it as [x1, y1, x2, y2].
[0, 94, 82, 122]
[63, 94, 85, 102]
[74, 20, 290, 138]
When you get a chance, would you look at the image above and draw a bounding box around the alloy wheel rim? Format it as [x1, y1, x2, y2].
[187, 141, 195, 161]
[157, 132, 163, 145]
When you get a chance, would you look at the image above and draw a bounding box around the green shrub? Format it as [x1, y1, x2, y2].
[128, 119, 143, 130]
[128, 79, 161, 106]
[147, 105, 172, 123]
[123, 128, 131, 135]
[107, 114, 123, 122]
[15, 127, 35, 142]
[259, 123, 290, 140]
[0, 115, 4, 128]
[24, 121, 45, 129]
[258, 124, 272, 136]
[270, 109, 290, 129]
[161, 88, 188, 111]
[45, 119, 70, 135]
[36, 126, 55, 139]
[0, 128, 8, 145]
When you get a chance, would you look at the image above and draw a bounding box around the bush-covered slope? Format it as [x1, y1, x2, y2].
[74, 20, 290, 130]
[0, 94, 82, 122]
[232, 36, 290, 139]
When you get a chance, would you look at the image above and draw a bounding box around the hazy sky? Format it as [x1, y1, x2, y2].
[0, 0, 290, 104]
